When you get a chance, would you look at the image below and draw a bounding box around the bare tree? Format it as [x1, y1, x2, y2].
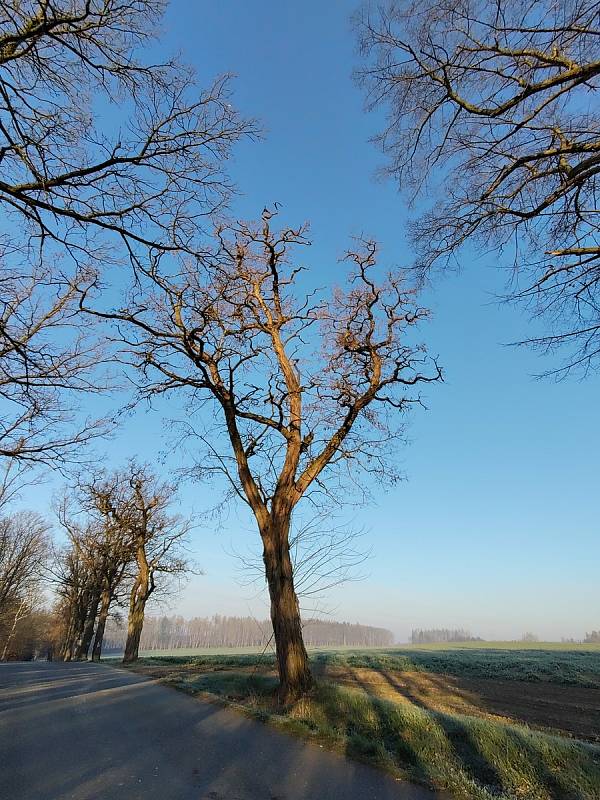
[54, 519, 110, 661]
[87, 464, 192, 663]
[356, 0, 600, 374]
[0, 0, 254, 474]
[1, 265, 111, 468]
[0, 0, 254, 265]
[83, 210, 441, 700]
[0, 511, 50, 660]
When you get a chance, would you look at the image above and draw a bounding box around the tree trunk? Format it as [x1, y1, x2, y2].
[74, 590, 100, 660]
[123, 571, 150, 663]
[61, 595, 87, 661]
[91, 586, 111, 662]
[263, 520, 312, 703]
[0, 598, 28, 661]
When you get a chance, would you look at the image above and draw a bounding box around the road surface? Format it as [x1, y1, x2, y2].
[0, 661, 443, 800]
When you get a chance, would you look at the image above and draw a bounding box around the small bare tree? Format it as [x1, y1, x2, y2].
[84, 211, 441, 700]
[0, 511, 50, 660]
[356, 0, 600, 374]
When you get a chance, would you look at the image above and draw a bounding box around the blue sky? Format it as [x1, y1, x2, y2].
[22, 0, 599, 642]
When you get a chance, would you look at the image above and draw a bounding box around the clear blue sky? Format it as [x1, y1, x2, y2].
[24, 0, 600, 642]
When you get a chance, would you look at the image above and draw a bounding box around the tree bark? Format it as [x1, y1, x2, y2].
[61, 593, 88, 661]
[74, 589, 100, 660]
[91, 585, 111, 662]
[262, 519, 312, 703]
[123, 552, 152, 664]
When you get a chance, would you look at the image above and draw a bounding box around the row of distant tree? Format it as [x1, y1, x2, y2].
[103, 615, 394, 652]
[413, 630, 600, 645]
[411, 629, 482, 644]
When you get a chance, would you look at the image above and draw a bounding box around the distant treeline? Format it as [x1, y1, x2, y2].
[411, 628, 482, 644]
[103, 615, 394, 651]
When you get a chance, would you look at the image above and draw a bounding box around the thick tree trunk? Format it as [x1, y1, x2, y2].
[263, 520, 312, 703]
[61, 595, 88, 661]
[91, 586, 111, 662]
[74, 590, 100, 660]
[123, 567, 151, 663]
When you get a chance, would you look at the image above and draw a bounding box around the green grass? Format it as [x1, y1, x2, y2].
[122, 642, 600, 688]
[155, 667, 600, 800]
[314, 646, 600, 688]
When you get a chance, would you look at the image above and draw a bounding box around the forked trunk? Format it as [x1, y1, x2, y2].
[263, 521, 312, 703]
[91, 586, 111, 662]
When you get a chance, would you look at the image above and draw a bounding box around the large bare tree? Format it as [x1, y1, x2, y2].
[356, 0, 600, 374]
[84, 211, 441, 700]
[0, 0, 254, 472]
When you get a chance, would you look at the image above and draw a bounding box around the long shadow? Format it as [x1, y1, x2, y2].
[320, 667, 446, 788]
[378, 666, 594, 800]
[332, 665, 589, 799]
[362, 668, 506, 789]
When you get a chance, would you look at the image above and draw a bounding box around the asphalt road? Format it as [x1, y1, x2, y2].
[0, 661, 444, 800]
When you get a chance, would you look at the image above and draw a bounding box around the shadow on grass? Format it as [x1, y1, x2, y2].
[312, 675, 600, 800]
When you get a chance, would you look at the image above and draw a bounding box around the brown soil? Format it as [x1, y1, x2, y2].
[320, 665, 600, 743]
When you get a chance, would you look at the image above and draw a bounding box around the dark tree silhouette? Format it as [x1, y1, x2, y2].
[356, 0, 600, 374]
[0, 0, 254, 472]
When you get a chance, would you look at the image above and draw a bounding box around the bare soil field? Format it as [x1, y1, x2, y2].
[319, 665, 600, 743]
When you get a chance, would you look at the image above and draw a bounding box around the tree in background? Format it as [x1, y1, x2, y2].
[0, 512, 50, 660]
[54, 521, 114, 661]
[54, 465, 191, 662]
[57, 489, 133, 662]
[102, 614, 395, 652]
[85, 211, 441, 700]
[87, 465, 192, 663]
[411, 628, 480, 644]
[356, 0, 600, 375]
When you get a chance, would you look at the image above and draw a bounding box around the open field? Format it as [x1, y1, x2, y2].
[114, 640, 600, 687]
[122, 644, 600, 800]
